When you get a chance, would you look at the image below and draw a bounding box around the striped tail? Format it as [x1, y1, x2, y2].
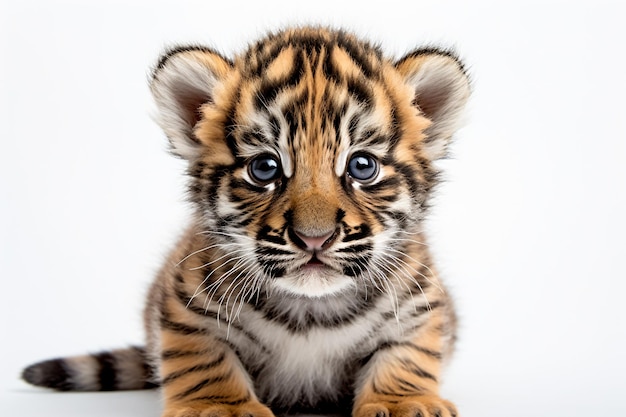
[22, 346, 159, 391]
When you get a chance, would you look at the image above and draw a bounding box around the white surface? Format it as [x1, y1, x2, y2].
[1, 1, 625, 416]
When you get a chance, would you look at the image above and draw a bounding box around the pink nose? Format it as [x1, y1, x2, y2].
[294, 230, 335, 250]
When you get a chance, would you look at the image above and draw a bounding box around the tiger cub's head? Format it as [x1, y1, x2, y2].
[151, 27, 470, 298]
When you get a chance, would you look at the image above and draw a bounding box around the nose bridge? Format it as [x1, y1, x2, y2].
[291, 175, 338, 237]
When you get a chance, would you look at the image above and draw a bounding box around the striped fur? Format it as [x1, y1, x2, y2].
[23, 27, 470, 417]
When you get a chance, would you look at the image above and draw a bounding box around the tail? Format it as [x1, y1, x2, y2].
[22, 346, 159, 391]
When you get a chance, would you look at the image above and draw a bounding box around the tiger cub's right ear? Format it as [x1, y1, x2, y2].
[150, 47, 233, 160]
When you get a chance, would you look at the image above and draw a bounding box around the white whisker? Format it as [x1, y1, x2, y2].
[386, 237, 429, 247]
[379, 251, 430, 306]
[189, 249, 249, 271]
[175, 243, 223, 267]
[378, 252, 426, 312]
[365, 259, 400, 322]
[384, 247, 443, 293]
[198, 230, 256, 241]
[186, 258, 232, 307]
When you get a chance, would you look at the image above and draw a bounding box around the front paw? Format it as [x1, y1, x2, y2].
[162, 401, 275, 417]
[353, 395, 458, 417]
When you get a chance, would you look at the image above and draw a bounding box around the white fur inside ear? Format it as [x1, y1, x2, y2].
[401, 53, 470, 160]
[151, 53, 223, 160]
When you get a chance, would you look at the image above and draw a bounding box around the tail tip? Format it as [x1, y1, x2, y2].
[22, 359, 72, 391]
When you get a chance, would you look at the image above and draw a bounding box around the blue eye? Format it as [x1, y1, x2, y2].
[249, 154, 281, 184]
[347, 153, 379, 183]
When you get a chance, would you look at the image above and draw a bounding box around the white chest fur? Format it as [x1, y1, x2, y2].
[228, 296, 411, 406]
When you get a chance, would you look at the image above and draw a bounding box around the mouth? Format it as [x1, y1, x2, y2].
[304, 254, 325, 268]
[273, 253, 354, 297]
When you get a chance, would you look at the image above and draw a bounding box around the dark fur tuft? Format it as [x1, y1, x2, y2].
[22, 359, 73, 391]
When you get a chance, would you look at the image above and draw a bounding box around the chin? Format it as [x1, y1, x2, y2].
[270, 266, 356, 298]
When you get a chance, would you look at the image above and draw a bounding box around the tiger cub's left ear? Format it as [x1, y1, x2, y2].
[396, 49, 470, 160]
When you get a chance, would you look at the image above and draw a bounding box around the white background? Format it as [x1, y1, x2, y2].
[1, 1, 625, 416]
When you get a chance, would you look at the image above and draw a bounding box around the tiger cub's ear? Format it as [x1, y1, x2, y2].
[396, 49, 470, 160]
[150, 47, 233, 160]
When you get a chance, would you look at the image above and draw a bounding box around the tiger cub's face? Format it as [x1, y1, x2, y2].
[151, 28, 469, 298]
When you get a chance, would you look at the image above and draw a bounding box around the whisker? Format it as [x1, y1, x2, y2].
[186, 259, 232, 307]
[231, 268, 264, 322]
[379, 251, 430, 304]
[386, 237, 429, 247]
[187, 253, 249, 310]
[205, 259, 246, 310]
[370, 258, 404, 312]
[210, 257, 258, 323]
[377, 253, 427, 313]
[384, 248, 443, 293]
[175, 243, 224, 267]
[220, 258, 258, 312]
[198, 230, 256, 241]
[189, 249, 249, 271]
[366, 260, 400, 321]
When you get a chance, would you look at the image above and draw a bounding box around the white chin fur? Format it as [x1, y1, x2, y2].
[271, 268, 355, 298]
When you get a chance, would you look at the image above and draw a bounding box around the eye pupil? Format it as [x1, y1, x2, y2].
[347, 154, 378, 182]
[249, 155, 281, 183]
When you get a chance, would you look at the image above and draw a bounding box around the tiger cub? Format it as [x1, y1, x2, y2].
[23, 27, 470, 417]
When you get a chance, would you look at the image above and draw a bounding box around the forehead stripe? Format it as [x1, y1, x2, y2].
[255, 51, 305, 108]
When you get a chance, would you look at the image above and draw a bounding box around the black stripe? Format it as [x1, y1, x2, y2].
[408, 344, 442, 359]
[360, 340, 442, 371]
[372, 380, 410, 397]
[322, 56, 373, 108]
[256, 81, 283, 108]
[255, 50, 305, 107]
[406, 364, 438, 382]
[336, 32, 379, 78]
[261, 263, 286, 278]
[256, 224, 287, 246]
[188, 160, 207, 179]
[239, 131, 266, 147]
[380, 341, 442, 360]
[162, 349, 208, 360]
[412, 301, 441, 316]
[396, 377, 425, 393]
[160, 317, 204, 335]
[154, 45, 233, 74]
[343, 223, 372, 242]
[362, 176, 402, 193]
[392, 161, 422, 200]
[188, 394, 251, 405]
[268, 114, 280, 139]
[131, 346, 159, 389]
[336, 243, 372, 254]
[95, 352, 117, 391]
[162, 352, 226, 385]
[174, 373, 230, 400]
[222, 83, 242, 156]
[342, 256, 370, 277]
[229, 177, 267, 194]
[255, 287, 382, 333]
[372, 377, 424, 396]
[256, 245, 295, 257]
[174, 297, 250, 342]
[396, 46, 465, 75]
[331, 101, 348, 138]
[171, 274, 271, 354]
[323, 45, 342, 85]
[346, 77, 374, 107]
[249, 42, 286, 76]
[335, 208, 346, 223]
[347, 111, 361, 138]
